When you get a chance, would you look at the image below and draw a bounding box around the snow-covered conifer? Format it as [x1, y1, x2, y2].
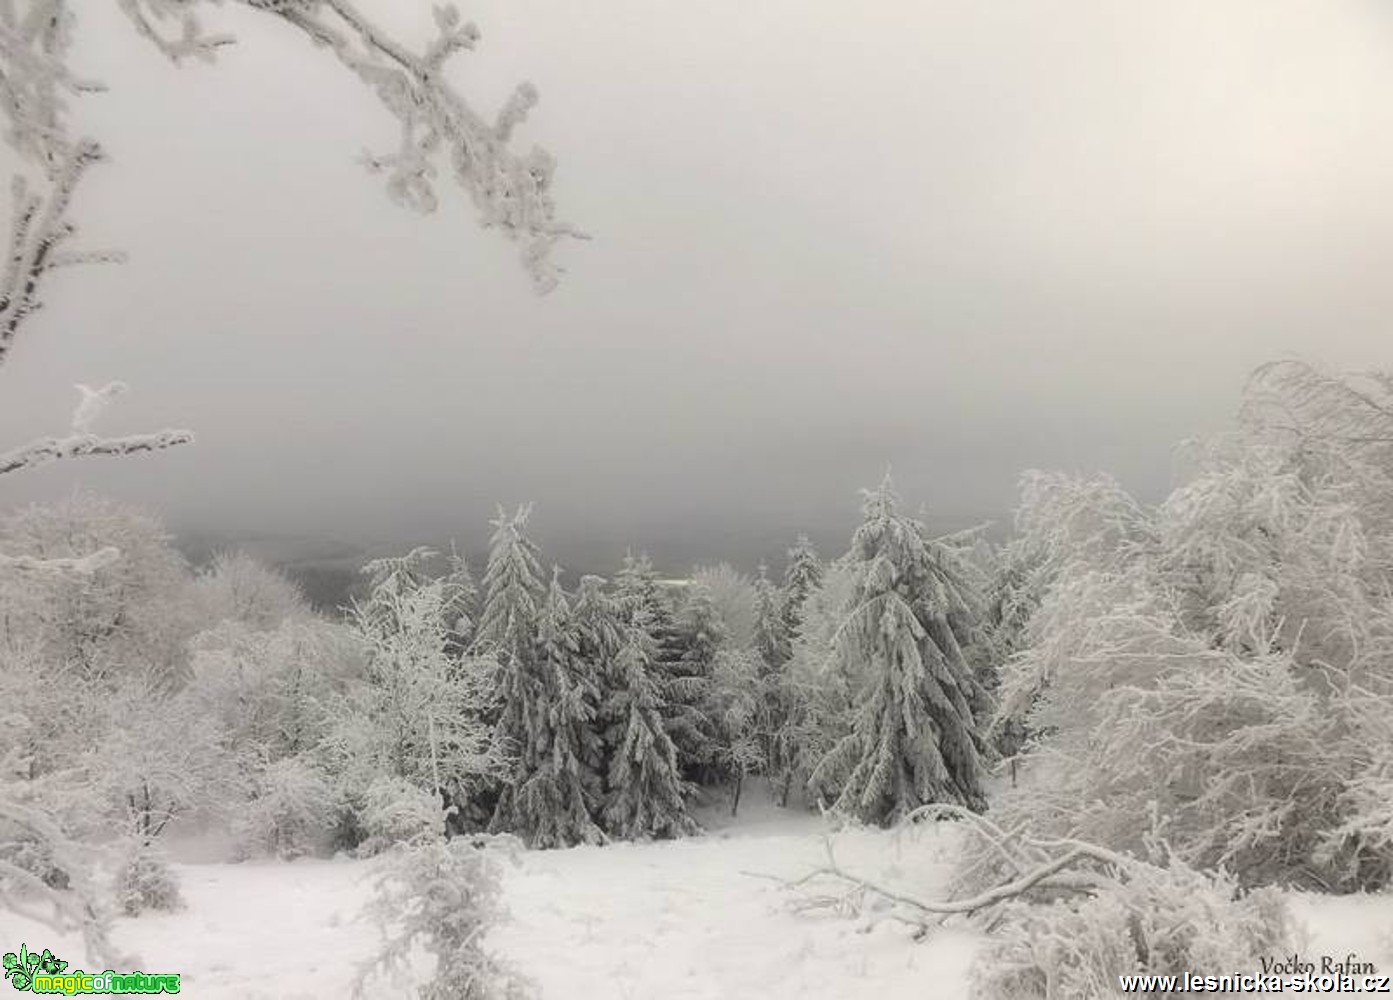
[442, 546, 481, 657]
[614, 551, 682, 662]
[781, 534, 824, 640]
[663, 583, 723, 782]
[477, 507, 545, 671]
[476, 506, 550, 833]
[752, 563, 790, 671]
[811, 476, 991, 824]
[600, 624, 695, 840]
[502, 570, 605, 847]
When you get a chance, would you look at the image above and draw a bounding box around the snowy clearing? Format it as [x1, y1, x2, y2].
[10, 794, 1393, 998]
[8, 796, 980, 999]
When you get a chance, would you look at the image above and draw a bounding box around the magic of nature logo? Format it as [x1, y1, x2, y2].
[3, 944, 180, 995]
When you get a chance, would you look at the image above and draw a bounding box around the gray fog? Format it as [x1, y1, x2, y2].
[5, 0, 1393, 572]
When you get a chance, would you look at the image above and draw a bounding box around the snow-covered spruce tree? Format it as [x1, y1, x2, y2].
[614, 550, 683, 662]
[442, 545, 481, 659]
[475, 505, 548, 833]
[752, 563, 790, 671]
[781, 534, 824, 641]
[810, 476, 992, 824]
[476, 508, 545, 670]
[660, 582, 723, 785]
[572, 574, 627, 670]
[503, 570, 606, 847]
[600, 621, 697, 840]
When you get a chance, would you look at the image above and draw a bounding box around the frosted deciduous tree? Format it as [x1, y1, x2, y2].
[706, 647, 765, 816]
[773, 559, 856, 807]
[0, 495, 195, 683]
[187, 550, 310, 631]
[186, 617, 351, 859]
[811, 477, 991, 824]
[989, 470, 1155, 735]
[87, 677, 239, 844]
[993, 364, 1393, 890]
[335, 575, 503, 845]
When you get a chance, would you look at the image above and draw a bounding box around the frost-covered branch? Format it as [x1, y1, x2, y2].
[0, 382, 193, 477]
[0, 545, 118, 574]
[0, 753, 125, 967]
[0, 143, 120, 368]
[117, 0, 583, 292]
[0, 427, 194, 476]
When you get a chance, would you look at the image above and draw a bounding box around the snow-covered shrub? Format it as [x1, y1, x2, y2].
[356, 838, 535, 1000]
[234, 756, 340, 861]
[113, 838, 182, 916]
[970, 857, 1295, 1000]
[355, 777, 447, 857]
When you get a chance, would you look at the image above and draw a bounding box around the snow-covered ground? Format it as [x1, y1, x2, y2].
[9, 792, 1393, 998]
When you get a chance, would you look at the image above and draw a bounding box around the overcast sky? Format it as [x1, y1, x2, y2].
[5, 1, 1393, 570]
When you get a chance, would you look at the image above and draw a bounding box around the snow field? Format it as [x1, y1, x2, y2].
[9, 801, 1392, 999]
